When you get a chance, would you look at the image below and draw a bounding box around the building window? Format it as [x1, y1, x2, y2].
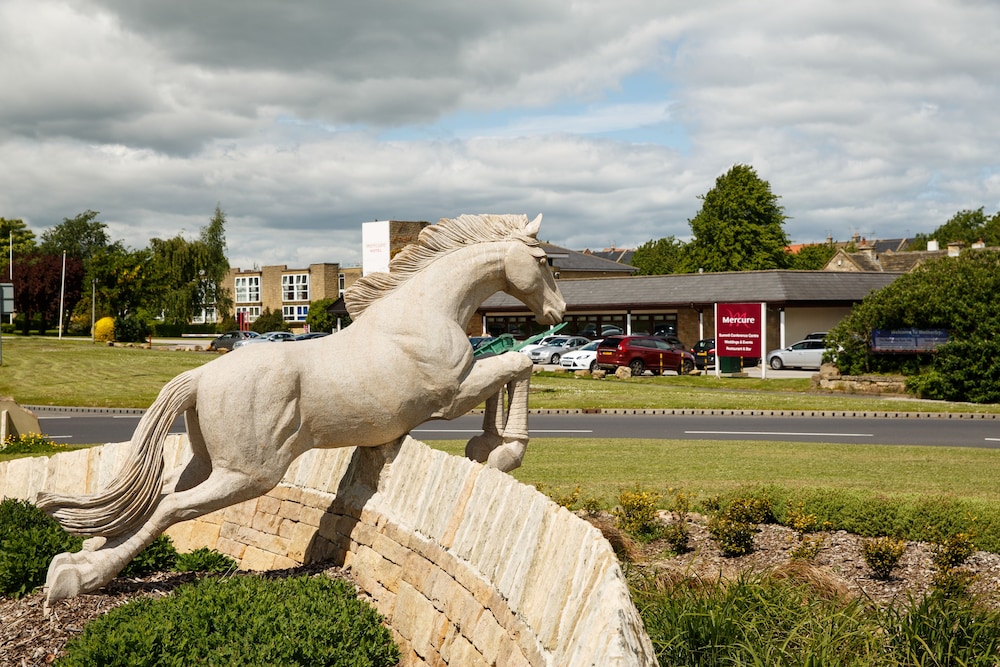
[283, 305, 309, 322]
[338, 272, 346, 291]
[235, 306, 261, 323]
[235, 276, 260, 303]
[282, 274, 310, 301]
[191, 307, 217, 325]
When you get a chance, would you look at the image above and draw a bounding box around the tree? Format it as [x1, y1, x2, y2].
[827, 250, 1000, 402]
[90, 243, 163, 319]
[149, 205, 232, 325]
[11, 253, 84, 334]
[789, 242, 837, 270]
[909, 208, 1000, 250]
[0, 217, 37, 280]
[305, 298, 338, 333]
[38, 210, 110, 262]
[251, 307, 288, 333]
[631, 236, 687, 275]
[683, 164, 790, 272]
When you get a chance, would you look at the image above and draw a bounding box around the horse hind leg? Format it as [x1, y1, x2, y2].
[46, 466, 273, 606]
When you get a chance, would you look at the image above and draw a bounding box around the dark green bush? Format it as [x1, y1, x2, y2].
[113, 314, 151, 343]
[57, 574, 400, 667]
[119, 534, 178, 577]
[0, 499, 82, 598]
[175, 547, 238, 573]
[707, 516, 757, 557]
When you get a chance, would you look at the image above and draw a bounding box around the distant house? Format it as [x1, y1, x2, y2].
[822, 237, 990, 273]
[581, 246, 635, 266]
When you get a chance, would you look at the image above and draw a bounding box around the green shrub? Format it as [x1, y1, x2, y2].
[612, 485, 663, 542]
[931, 530, 976, 570]
[0, 499, 82, 598]
[119, 534, 178, 577]
[175, 547, 238, 573]
[58, 574, 400, 666]
[1, 432, 67, 456]
[707, 516, 757, 557]
[113, 314, 151, 343]
[861, 537, 907, 579]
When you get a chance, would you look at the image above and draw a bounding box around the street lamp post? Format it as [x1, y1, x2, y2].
[91, 278, 97, 344]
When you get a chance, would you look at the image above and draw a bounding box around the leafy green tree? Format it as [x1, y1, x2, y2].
[827, 250, 1000, 402]
[90, 243, 163, 319]
[0, 217, 37, 279]
[684, 164, 790, 272]
[305, 297, 338, 333]
[631, 236, 688, 275]
[149, 205, 232, 325]
[790, 242, 837, 270]
[251, 307, 288, 333]
[38, 210, 110, 262]
[910, 208, 1000, 250]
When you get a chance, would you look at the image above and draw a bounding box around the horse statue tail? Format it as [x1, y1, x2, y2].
[36, 370, 198, 538]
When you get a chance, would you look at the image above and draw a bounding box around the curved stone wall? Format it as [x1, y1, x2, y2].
[2, 435, 656, 666]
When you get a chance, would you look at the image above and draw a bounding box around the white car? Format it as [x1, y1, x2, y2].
[766, 339, 828, 370]
[527, 336, 591, 364]
[559, 339, 602, 371]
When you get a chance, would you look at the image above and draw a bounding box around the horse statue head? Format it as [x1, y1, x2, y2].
[499, 214, 565, 326]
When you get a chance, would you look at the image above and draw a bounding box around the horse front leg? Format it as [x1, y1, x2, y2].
[430, 352, 534, 472]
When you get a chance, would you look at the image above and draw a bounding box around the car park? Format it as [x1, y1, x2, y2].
[559, 339, 603, 372]
[208, 330, 259, 351]
[527, 336, 591, 364]
[595, 335, 696, 376]
[766, 339, 828, 370]
[518, 335, 564, 355]
[233, 331, 297, 348]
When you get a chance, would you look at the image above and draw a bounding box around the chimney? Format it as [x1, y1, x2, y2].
[927, 239, 939, 251]
[973, 238, 986, 250]
[947, 241, 964, 257]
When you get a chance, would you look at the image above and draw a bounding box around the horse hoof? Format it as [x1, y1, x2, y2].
[466, 433, 501, 463]
[45, 557, 86, 605]
[487, 440, 527, 472]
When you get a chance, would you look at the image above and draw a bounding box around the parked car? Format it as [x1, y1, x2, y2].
[578, 324, 624, 338]
[208, 330, 259, 351]
[653, 334, 686, 350]
[559, 339, 602, 372]
[527, 336, 591, 364]
[804, 331, 828, 341]
[690, 338, 759, 369]
[595, 335, 696, 376]
[233, 331, 296, 348]
[292, 332, 331, 341]
[518, 335, 565, 355]
[766, 339, 829, 370]
[469, 336, 494, 350]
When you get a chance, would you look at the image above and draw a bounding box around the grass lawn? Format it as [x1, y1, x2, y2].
[428, 437, 1000, 508]
[0, 335, 215, 408]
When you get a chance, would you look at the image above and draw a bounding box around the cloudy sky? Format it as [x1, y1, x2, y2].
[2, 0, 999, 270]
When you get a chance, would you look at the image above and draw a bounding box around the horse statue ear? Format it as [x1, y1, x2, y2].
[524, 214, 542, 238]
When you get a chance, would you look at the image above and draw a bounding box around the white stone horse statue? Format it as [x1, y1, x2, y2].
[37, 213, 566, 603]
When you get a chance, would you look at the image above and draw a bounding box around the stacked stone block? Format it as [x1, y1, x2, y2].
[1, 435, 655, 666]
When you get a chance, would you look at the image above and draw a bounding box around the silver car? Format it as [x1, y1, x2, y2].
[527, 336, 591, 364]
[766, 339, 828, 370]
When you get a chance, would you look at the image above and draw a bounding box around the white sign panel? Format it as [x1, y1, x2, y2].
[361, 221, 391, 276]
[0, 283, 12, 315]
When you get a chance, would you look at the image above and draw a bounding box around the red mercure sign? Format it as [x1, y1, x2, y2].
[715, 303, 764, 358]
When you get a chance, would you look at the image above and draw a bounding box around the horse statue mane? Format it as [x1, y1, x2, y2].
[345, 213, 541, 319]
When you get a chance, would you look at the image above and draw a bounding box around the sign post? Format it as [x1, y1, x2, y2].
[0, 283, 13, 365]
[714, 302, 765, 378]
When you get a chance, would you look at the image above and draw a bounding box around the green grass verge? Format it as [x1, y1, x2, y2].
[429, 438, 1000, 551]
[0, 335, 214, 408]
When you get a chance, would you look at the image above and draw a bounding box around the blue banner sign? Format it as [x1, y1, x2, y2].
[871, 328, 949, 353]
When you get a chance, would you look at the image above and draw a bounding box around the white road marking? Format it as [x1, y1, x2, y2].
[412, 428, 594, 434]
[685, 430, 873, 438]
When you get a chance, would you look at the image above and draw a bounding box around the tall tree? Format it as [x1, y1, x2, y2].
[631, 236, 687, 275]
[38, 210, 111, 262]
[149, 205, 232, 324]
[11, 253, 84, 334]
[683, 164, 790, 272]
[0, 217, 37, 280]
[90, 243, 162, 319]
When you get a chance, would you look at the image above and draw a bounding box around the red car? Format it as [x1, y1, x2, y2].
[596, 335, 696, 376]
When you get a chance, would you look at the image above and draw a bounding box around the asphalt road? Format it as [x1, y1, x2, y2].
[33, 409, 1000, 449]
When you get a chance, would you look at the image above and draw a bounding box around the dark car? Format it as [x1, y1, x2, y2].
[654, 334, 686, 350]
[208, 330, 259, 351]
[595, 335, 696, 376]
[578, 324, 624, 338]
[690, 338, 760, 369]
